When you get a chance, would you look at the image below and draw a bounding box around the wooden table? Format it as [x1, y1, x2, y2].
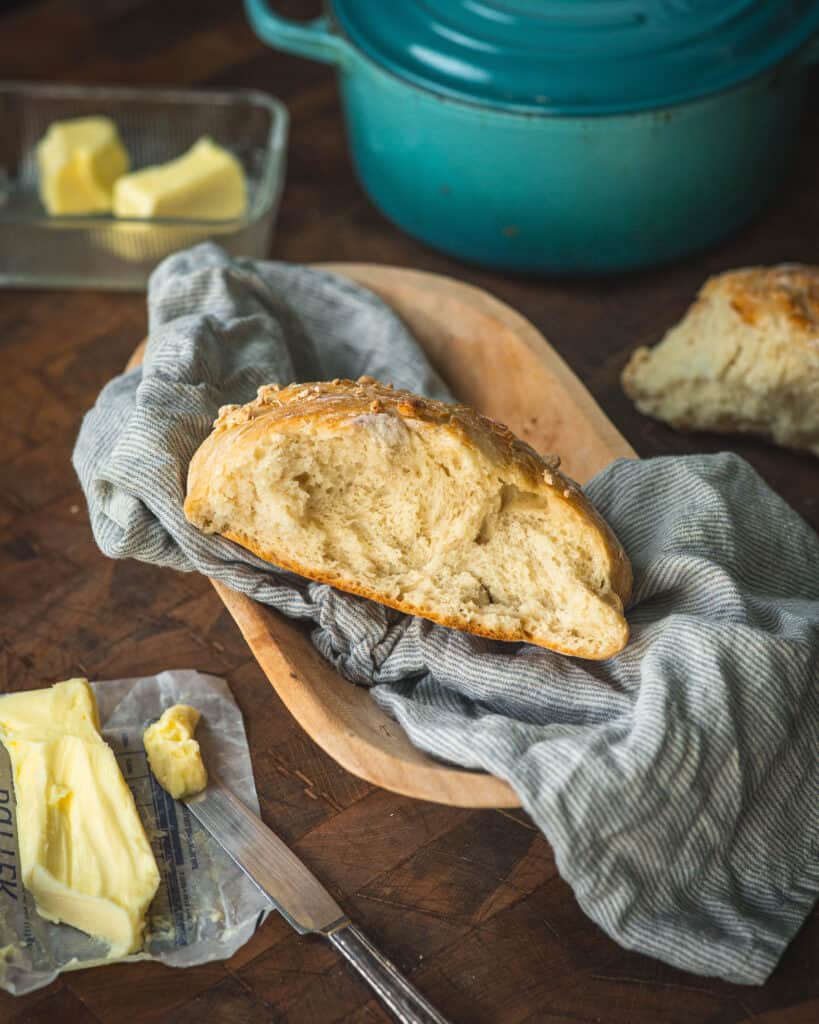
[0, 2, 816, 1022]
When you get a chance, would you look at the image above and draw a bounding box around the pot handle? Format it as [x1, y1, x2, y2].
[244, 0, 350, 65]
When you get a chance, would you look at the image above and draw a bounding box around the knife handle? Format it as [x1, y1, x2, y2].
[329, 923, 453, 1024]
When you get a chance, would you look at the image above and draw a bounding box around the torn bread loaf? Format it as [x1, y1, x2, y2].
[622, 264, 819, 457]
[184, 378, 632, 659]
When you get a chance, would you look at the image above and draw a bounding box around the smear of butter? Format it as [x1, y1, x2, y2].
[143, 704, 208, 800]
[36, 116, 129, 215]
[0, 944, 14, 988]
[0, 679, 160, 957]
[113, 137, 246, 220]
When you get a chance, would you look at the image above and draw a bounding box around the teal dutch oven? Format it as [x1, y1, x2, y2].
[246, 0, 819, 273]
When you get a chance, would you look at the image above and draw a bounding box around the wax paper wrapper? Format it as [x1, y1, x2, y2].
[0, 670, 269, 995]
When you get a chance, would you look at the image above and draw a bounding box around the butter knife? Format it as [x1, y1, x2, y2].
[183, 779, 452, 1024]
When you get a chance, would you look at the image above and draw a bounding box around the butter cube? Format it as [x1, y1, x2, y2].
[0, 679, 160, 956]
[144, 704, 208, 800]
[36, 116, 129, 215]
[113, 137, 247, 220]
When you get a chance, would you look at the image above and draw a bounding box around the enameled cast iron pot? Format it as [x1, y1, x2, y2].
[246, 1, 819, 274]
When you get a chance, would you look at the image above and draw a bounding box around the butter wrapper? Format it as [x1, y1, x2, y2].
[0, 670, 268, 995]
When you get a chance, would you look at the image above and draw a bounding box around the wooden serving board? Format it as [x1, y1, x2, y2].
[128, 264, 636, 808]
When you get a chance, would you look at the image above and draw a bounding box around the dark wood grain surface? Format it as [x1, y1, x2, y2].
[0, 2, 817, 1022]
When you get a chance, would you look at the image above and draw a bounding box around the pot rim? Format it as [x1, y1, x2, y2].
[332, 14, 819, 121]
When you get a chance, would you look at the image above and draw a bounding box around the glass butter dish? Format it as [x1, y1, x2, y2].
[0, 82, 287, 290]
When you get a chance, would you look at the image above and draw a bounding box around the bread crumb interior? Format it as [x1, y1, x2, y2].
[193, 413, 625, 657]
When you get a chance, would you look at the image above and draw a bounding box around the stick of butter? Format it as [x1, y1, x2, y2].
[113, 137, 247, 220]
[0, 679, 160, 956]
[143, 704, 208, 800]
[36, 116, 129, 215]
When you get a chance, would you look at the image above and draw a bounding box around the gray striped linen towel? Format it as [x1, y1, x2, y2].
[73, 243, 819, 985]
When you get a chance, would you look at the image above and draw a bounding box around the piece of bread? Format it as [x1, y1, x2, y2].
[184, 378, 632, 659]
[622, 264, 819, 457]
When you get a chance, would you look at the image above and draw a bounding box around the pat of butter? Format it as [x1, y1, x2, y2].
[144, 704, 208, 800]
[36, 116, 129, 215]
[0, 679, 160, 956]
[113, 137, 247, 220]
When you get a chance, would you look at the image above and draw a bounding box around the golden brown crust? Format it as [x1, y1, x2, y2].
[186, 377, 632, 657]
[220, 526, 629, 658]
[212, 376, 563, 483]
[704, 264, 819, 345]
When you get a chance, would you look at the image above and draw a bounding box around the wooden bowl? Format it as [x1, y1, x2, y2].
[128, 264, 635, 807]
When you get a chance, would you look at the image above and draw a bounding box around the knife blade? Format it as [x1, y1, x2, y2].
[183, 779, 453, 1024]
[184, 777, 346, 934]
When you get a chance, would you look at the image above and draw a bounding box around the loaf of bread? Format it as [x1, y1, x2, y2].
[184, 378, 632, 659]
[622, 264, 819, 457]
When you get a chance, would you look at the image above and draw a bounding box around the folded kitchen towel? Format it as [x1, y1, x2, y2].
[73, 243, 819, 985]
